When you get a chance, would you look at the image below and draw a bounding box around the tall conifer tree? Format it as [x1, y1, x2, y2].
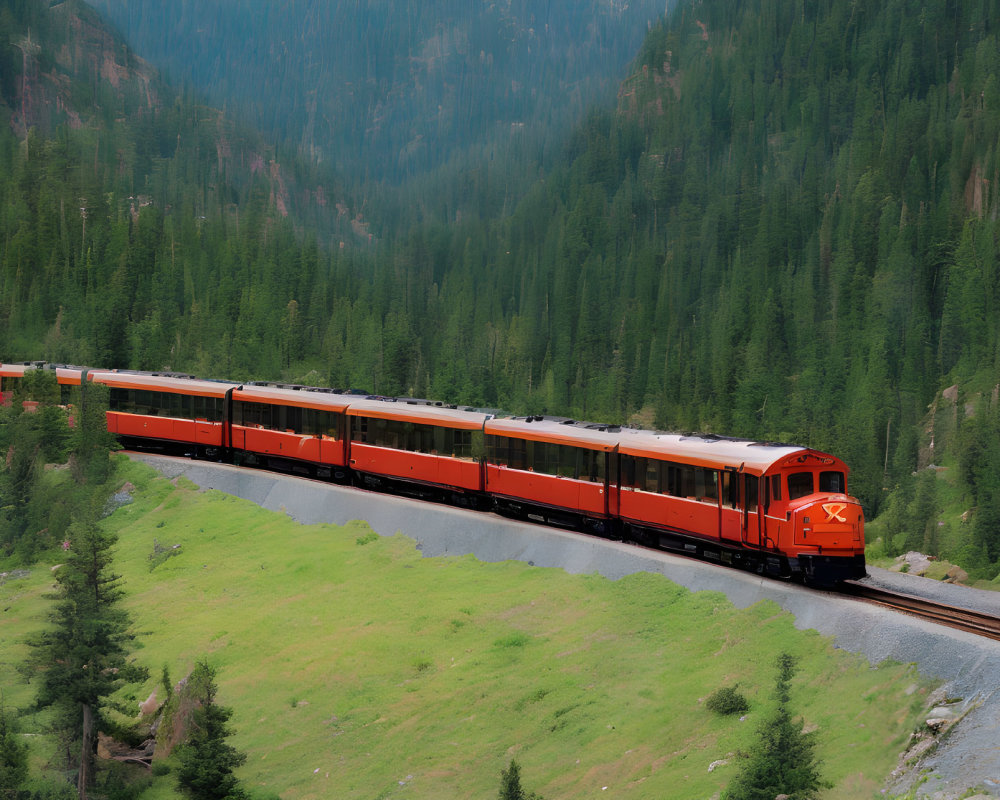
[28, 519, 146, 800]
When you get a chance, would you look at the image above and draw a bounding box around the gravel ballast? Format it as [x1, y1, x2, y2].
[131, 454, 1000, 798]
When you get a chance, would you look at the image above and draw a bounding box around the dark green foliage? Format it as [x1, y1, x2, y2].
[0, 402, 72, 562]
[69, 381, 116, 486]
[0, 697, 29, 800]
[27, 518, 147, 797]
[174, 661, 248, 800]
[705, 686, 750, 716]
[724, 654, 826, 800]
[0, 378, 115, 564]
[954, 406, 1000, 575]
[498, 759, 543, 800]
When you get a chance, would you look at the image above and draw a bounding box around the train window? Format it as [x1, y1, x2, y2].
[301, 409, 339, 438]
[670, 463, 687, 497]
[622, 456, 640, 489]
[556, 445, 577, 478]
[820, 471, 845, 493]
[238, 400, 268, 428]
[323, 411, 341, 438]
[644, 459, 660, 493]
[582, 448, 605, 482]
[745, 475, 759, 512]
[721, 471, 737, 508]
[509, 438, 527, 470]
[453, 429, 474, 459]
[788, 472, 813, 500]
[542, 442, 558, 475]
[770, 475, 782, 503]
[621, 456, 633, 487]
[680, 465, 697, 498]
[432, 425, 446, 455]
[192, 395, 206, 420]
[698, 468, 718, 503]
[207, 397, 223, 422]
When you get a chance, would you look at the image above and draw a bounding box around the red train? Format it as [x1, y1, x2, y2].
[1, 362, 866, 586]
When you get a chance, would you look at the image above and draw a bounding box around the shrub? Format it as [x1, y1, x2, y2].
[706, 686, 750, 716]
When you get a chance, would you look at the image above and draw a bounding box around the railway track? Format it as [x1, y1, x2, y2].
[841, 580, 1000, 641]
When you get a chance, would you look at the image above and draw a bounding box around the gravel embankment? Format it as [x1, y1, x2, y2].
[130, 454, 1000, 799]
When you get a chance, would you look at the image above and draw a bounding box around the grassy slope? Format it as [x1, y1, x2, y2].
[1, 458, 934, 799]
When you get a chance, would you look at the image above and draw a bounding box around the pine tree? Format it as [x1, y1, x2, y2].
[723, 653, 826, 800]
[498, 759, 543, 800]
[28, 518, 147, 800]
[175, 660, 248, 800]
[0, 696, 29, 800]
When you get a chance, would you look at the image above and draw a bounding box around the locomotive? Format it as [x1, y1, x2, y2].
[1, 362, 866, 586]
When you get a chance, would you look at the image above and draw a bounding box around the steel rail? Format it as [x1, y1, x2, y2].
[841, 581, 1000, 641]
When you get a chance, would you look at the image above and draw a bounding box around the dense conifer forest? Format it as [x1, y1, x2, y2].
[3, 0, 1000, 578]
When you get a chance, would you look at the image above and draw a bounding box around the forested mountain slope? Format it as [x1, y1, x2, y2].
[0, 0, 359, 368]
[3, 0, 1000, 578]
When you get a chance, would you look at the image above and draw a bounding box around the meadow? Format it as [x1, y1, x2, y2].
[1, 459, 934, 799]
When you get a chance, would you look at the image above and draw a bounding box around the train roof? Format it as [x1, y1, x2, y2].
[615, 429, 842, 473]
[233, 383, 355, 412]
[90, 371, 239, 398]
[484, 416, 622, 450]
[0, 361, 50, 376]
[345, 397, 492, 429]
[1, 362, 89, 384]
[52, 366, 85, 385]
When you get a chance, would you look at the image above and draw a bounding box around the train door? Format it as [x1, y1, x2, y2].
[606, 449, 619, 519]
[742, 474, 761, 547]
[720, 469, 742, 543]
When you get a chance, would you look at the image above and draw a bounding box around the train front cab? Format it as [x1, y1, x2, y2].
[614, 434, 865, 585]
[759, 453, 867, 586]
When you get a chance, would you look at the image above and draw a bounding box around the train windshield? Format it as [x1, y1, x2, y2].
[819, 470, 845, 493]
[788, 472, 813, 500]
[787, 470, 847, 500]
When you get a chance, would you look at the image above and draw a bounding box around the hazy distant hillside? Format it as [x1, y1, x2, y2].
[86, 0, 671, 183]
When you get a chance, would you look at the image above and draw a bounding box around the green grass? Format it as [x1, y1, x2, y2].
[2, 458, 936, 799]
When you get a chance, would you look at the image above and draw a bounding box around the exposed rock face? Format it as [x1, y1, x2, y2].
[10, 3, 160, 137]
[892, 551, 935, 575]
[139, 689, 159, 717]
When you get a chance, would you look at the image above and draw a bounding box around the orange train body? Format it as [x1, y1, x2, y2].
[0, 363, 866, 585]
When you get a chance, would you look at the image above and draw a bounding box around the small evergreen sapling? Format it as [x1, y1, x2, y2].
[723, 653, 827, 800]
[175, 660, 248, 800]
[498, 759, 543, 800]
